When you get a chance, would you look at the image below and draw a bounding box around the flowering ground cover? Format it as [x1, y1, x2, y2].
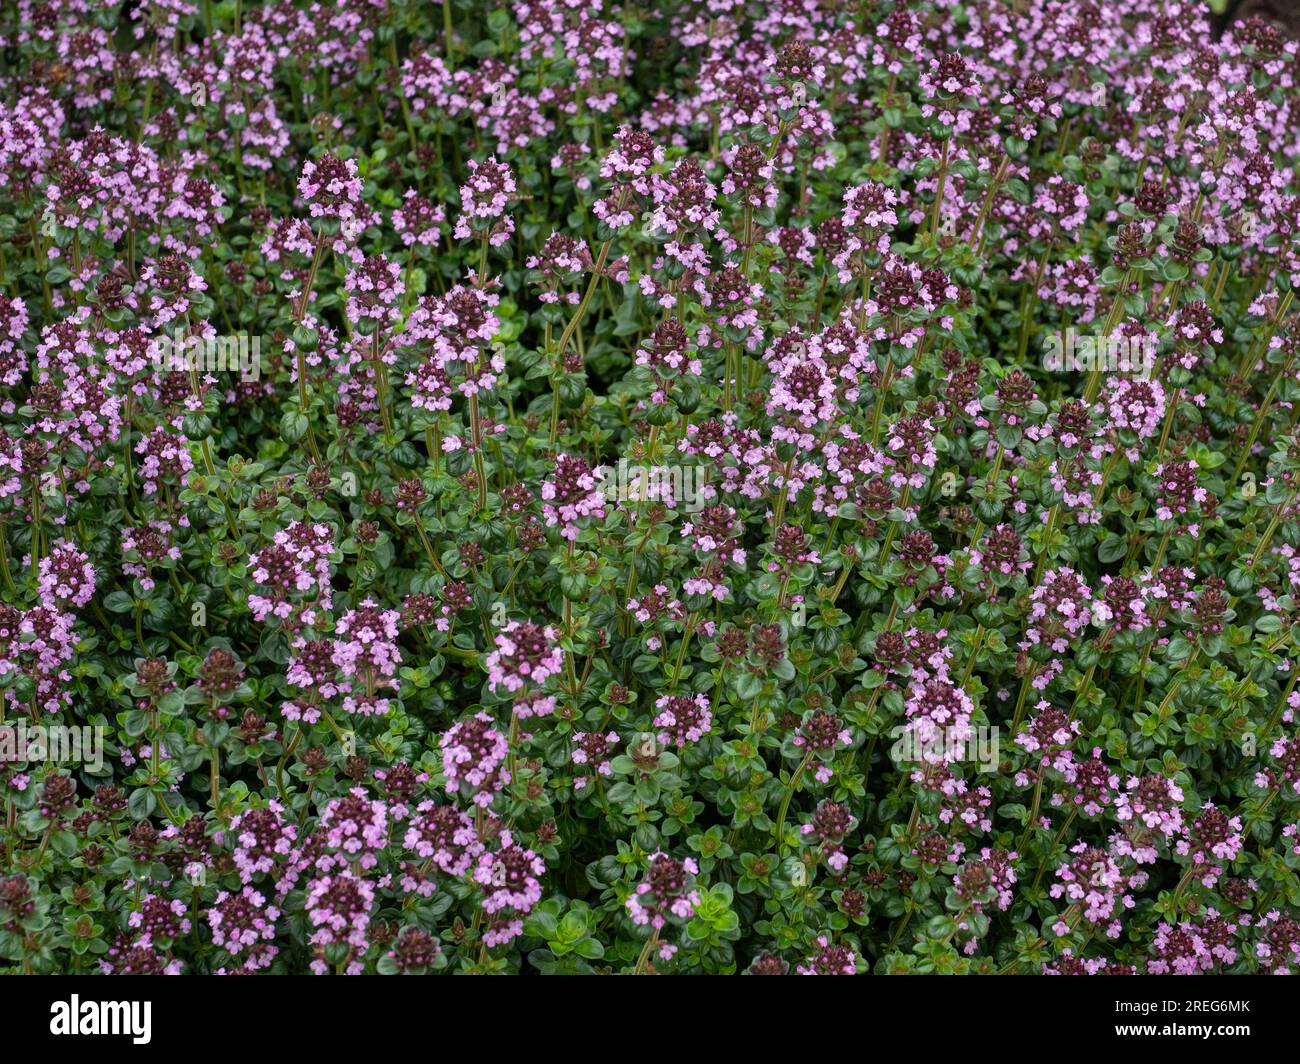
[1, 0, 1299, 977]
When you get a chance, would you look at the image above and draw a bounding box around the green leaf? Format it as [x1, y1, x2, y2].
[1098, 534, 1127, 564]
[103, 590, 135, 613]
[127, 788, 157, 819]
[280, 411, 309, 442]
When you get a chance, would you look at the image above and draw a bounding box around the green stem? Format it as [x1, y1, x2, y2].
[773, 751, 814, 849]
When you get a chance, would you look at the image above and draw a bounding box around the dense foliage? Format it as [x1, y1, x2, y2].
[1, 0, 1300, 976]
